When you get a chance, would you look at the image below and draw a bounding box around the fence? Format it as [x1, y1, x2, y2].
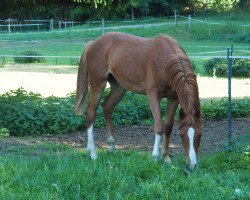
[0, 18, 83, 33]
[1, 14, 250, 36]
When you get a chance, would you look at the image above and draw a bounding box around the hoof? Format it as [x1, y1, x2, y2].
[90, 151, 97, 160]
[107, 136, 116, 152]
[152, 152, 161, 161]
[163, 155, 171, 164]
[108, 145, 116, 152]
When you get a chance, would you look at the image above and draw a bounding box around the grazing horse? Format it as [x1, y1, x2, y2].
[75, 32, 201, 171]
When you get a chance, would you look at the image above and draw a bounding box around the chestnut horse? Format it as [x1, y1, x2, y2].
[75, 32, 201, 170]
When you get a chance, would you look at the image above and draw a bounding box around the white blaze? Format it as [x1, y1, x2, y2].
[188, 127, 196, 167]
[87, 124, 96, 159]
[152, 134, 162, 158]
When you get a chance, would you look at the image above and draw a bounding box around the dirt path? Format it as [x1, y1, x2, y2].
[0, 65, 249, 98]
[1, 118, 249, 156]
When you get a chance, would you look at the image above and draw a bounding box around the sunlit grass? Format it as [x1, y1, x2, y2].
[0, 138, 249, 199]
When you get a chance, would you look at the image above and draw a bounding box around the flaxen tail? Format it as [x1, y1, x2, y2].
[75, 53, 88, 116]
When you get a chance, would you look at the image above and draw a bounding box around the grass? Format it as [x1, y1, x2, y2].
[0, 16, 249, 70]
[0, 135, 249, 199]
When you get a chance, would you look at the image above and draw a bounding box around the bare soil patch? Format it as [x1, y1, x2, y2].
[0, 64, 249, 98]
[1, 118, 249, 156]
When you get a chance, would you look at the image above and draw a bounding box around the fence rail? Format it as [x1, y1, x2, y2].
[1, 14, 250, 35]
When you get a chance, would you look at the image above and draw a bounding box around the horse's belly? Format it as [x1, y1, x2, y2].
[110, 71, 147, 94]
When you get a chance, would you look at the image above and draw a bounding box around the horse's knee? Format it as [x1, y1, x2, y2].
[154, 120, 164, 134]
[87, 107, 96, 127]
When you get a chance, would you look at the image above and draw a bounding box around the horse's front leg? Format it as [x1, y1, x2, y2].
[161, 99, 179, 164]
[148, 92, 164, 159]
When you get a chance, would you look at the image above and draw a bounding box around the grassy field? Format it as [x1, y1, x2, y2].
[1, 16, 249, 75]
[0, 135, 249, 200]
[0, 16, 249, 199]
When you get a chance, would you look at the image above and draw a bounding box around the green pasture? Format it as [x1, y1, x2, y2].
[0, 17, 249, 72]
[0, 15, 249, 199]
[0, 136, 249, 200]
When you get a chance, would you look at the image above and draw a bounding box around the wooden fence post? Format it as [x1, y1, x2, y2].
[50, 18, 53, 31]
[209, 24, 211, 37]
[8, 18, 11, 34]
[102, 18, 104, 35]
[188, 15, 191, 32]
[175, 11, 177, 28]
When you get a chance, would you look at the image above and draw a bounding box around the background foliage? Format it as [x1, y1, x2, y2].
[0, 0, 249, 21]
[14, 50, 46, 64]
[204, 58, 250, 78]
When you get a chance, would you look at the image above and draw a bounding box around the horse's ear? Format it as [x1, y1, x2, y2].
[179, 108, 185, 120]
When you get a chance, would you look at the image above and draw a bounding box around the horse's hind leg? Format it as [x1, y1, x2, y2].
[161, 99, 179, 163]
[86, 80, 107, 159]
[102, 77, 126, 152]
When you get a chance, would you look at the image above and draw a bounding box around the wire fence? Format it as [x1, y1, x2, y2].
[1, 14, 249, 35]
[0, 13, 249, 66]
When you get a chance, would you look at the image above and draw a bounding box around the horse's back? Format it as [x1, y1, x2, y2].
[84, 32, 187, 95]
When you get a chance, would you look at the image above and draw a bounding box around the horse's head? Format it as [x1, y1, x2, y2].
[179, 108, 202, 171]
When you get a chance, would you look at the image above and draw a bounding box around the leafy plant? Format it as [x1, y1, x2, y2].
[0, 88, 83, 136]
[70, 58, 80, 66]
[14, 50, 46, 64]
[204, 58, 250, 78]
[0, 128, 10, 138]
[202, 98, 250, 119]
[0, 57, 7, 68]
[0, 89, 249, 136]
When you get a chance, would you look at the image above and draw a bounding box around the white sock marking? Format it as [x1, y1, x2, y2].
[188, 127, 196, 168]
[87, 124, 96, 159]
[152, 134, 162, 158]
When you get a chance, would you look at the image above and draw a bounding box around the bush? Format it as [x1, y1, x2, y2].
[0, 88, 83, 136]
[204, 58, 250, 78]
[0, 57, 7, 68]
[202, 98, 250, 119]
[14, 50, 46, 64]
[0, 89, 249, 136]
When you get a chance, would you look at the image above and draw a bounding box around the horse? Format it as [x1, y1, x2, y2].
[75, 32, 202, 171]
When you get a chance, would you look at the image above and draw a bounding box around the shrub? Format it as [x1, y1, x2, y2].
[70, 58, 80, 66]
[202, 98, 250, 119]
[0, 128, 10, 138]
[0, 88, 83, 136]
[204, 58, 250, 77]
[14, 50, 46, 64]
[0, 89, 249, 136]
[0, 57, 7, 68]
